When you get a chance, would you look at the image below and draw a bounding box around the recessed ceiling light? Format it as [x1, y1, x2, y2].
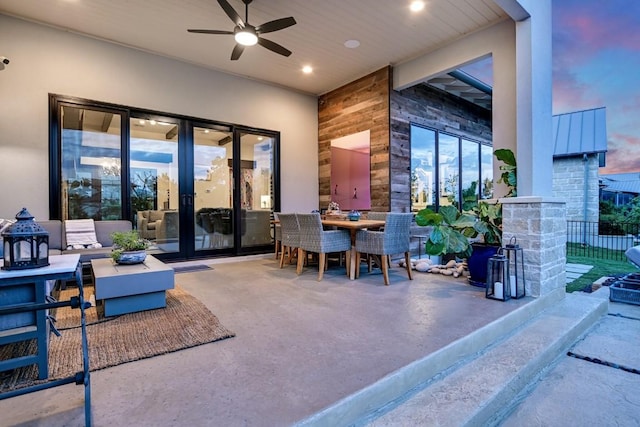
[410, 1, 425, 12]
[138, 119, 145, 125]
[149, 120, 157, 125]
[302, 65, 313, 74]
[344, 39, 360, 49]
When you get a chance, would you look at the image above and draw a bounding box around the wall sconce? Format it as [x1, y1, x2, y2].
[503, 237, 526, 299]
[2, 208, 49, 270]
[486, 249, 510, 301]
[260, 195, 271, 209]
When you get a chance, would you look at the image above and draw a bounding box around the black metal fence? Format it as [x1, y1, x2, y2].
[566, 220, 640, 261]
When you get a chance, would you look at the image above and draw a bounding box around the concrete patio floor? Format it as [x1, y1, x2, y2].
[0, 255, 530, 426]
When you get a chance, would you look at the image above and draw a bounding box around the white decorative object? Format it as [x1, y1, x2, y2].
[494, 282, 504, 300]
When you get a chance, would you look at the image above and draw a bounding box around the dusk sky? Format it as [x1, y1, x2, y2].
[553, 0, 640, 174]
[463, 1, 639, 175]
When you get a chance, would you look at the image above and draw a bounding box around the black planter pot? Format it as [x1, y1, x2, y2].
[467, 243, 500, 287]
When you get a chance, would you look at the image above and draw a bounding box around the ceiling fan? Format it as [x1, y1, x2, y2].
[187, 0, 297, 61]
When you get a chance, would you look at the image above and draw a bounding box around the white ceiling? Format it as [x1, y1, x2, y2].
[0, 0, 507, 96]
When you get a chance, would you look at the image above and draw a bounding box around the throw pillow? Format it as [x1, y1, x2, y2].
[0, 218, 16, 257]
[64, 219, 102, 250]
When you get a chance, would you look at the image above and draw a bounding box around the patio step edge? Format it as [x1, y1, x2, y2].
[295, 287, 577, 427]
[362, 290, 608, 427]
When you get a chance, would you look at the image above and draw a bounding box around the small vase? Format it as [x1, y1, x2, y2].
[115, 250, 147, 265]
[347, 210, 361, 221]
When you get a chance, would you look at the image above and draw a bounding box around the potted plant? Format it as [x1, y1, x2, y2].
[110, 230, 150, 264]
[495, 148, 517, 197]
[415, 205, 474, 260]
[463, 201, 503, 286]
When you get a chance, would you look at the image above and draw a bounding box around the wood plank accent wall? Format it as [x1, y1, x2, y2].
[390, 83, 492, 212]
[318, 67, 391, 212]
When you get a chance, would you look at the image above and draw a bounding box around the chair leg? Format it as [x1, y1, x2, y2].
[279, 246, 287, 268]
[345, 250, 351, 277]
[404, 251, 413, 280]
[274, 240, 281, 259]
[381, 254, 390, 286]
[296, 249, 305, 275]
[318, 252, 326, 281]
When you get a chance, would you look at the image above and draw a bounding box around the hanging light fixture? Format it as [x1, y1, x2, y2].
[234, 27, 258, 46]
[2, 208, 49, 270]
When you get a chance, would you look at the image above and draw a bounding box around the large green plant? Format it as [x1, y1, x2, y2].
[463, 201, 503, 246]
[415, 205, 474, 258]
[494, 148, 517, 197]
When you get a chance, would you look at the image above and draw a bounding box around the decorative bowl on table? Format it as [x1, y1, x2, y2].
[347, 210, 361, 221]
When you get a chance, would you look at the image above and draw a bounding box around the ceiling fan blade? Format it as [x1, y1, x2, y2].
[255, 17, 296, 34]
[187, 29, 234, 35]
[257, 37, 292, 57]
[230, 44, 245, 61]
[217, 0, 244, 27]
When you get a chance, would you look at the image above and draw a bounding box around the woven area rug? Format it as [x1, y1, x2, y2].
[0, 285, 235, 393]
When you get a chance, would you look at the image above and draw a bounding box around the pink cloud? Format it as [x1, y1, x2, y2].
[601, 132, 640, 174]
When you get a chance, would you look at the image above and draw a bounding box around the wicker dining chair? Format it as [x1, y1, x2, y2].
[355, 212, 413, 285]
[363, 211, 389, 271]
[277, 213, 300, 269]
[296, 213, 351, 281]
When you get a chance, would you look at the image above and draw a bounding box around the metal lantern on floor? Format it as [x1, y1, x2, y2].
[504, 236, 526, 299]
[485, 248, 510, 301]
[1, 208, 49, 270]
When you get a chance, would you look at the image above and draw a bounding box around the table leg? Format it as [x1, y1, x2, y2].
[349, 247, 357, 280]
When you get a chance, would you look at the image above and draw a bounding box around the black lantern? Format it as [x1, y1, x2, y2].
[486, 249, 510, 301]
[503, 236, 526, 299]
[1, 208, 49, 270]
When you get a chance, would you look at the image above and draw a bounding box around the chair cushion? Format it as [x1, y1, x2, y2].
[148, 210, 165, 222]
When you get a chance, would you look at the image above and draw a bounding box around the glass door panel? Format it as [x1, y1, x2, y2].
[60, 105, 123, 220]
[193, 126, 234, 252]
[239, 132, 275, 250]
[438, 133, 460, 209]
[461, 139, 480, 211]
[130, 116, 180, 255]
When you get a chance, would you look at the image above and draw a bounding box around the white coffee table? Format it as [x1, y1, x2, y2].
[91, 255, 174, 316]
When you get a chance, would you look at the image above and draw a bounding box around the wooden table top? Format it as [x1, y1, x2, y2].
[320, 218, 385, 230]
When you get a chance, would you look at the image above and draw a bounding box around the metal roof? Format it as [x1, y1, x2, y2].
[600, 173, 640, 195]
[552, 107, 608, 157]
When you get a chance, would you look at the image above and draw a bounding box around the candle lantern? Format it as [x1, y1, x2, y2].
[485, 249, 510, 301]
[1, 208, 49, 271]
[503, 236, 526, 299]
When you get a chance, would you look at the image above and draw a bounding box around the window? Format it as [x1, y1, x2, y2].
[410, 124, 492, 212]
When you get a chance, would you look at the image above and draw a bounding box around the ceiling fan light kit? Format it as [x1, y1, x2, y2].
[188, 0, 296, 60]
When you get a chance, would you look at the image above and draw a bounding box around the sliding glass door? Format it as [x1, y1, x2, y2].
[50, 95, 279, 261]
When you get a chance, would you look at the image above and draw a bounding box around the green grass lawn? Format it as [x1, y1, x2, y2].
[566, 252, 637, 293]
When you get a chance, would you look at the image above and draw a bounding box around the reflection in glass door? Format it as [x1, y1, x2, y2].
[193, 126, 234, 253]
[130, 116, 180, 256]
[59, 105, 123, 220]
[238, 131, 275, 251]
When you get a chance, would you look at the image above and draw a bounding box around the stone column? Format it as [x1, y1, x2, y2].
[501, 197, 566, 298]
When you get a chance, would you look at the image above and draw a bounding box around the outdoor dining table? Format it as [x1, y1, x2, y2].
[320, 218, 386, 280]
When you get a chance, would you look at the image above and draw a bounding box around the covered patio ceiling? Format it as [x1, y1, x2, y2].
[0, 0, 507, 96]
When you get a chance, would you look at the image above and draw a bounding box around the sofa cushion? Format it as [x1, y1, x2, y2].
[38, 220, 63, 250]
[64, 219, 102, 250]
[94, 220, 133, 246]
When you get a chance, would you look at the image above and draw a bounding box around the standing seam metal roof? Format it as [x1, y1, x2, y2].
[552, 107, 607, 157]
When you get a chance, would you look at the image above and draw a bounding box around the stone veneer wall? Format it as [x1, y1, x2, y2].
[390, 81, 492, 212]
[502, 198, 567, 297]
[552, 154, 600, 222]
[318, 67, 391, 212]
